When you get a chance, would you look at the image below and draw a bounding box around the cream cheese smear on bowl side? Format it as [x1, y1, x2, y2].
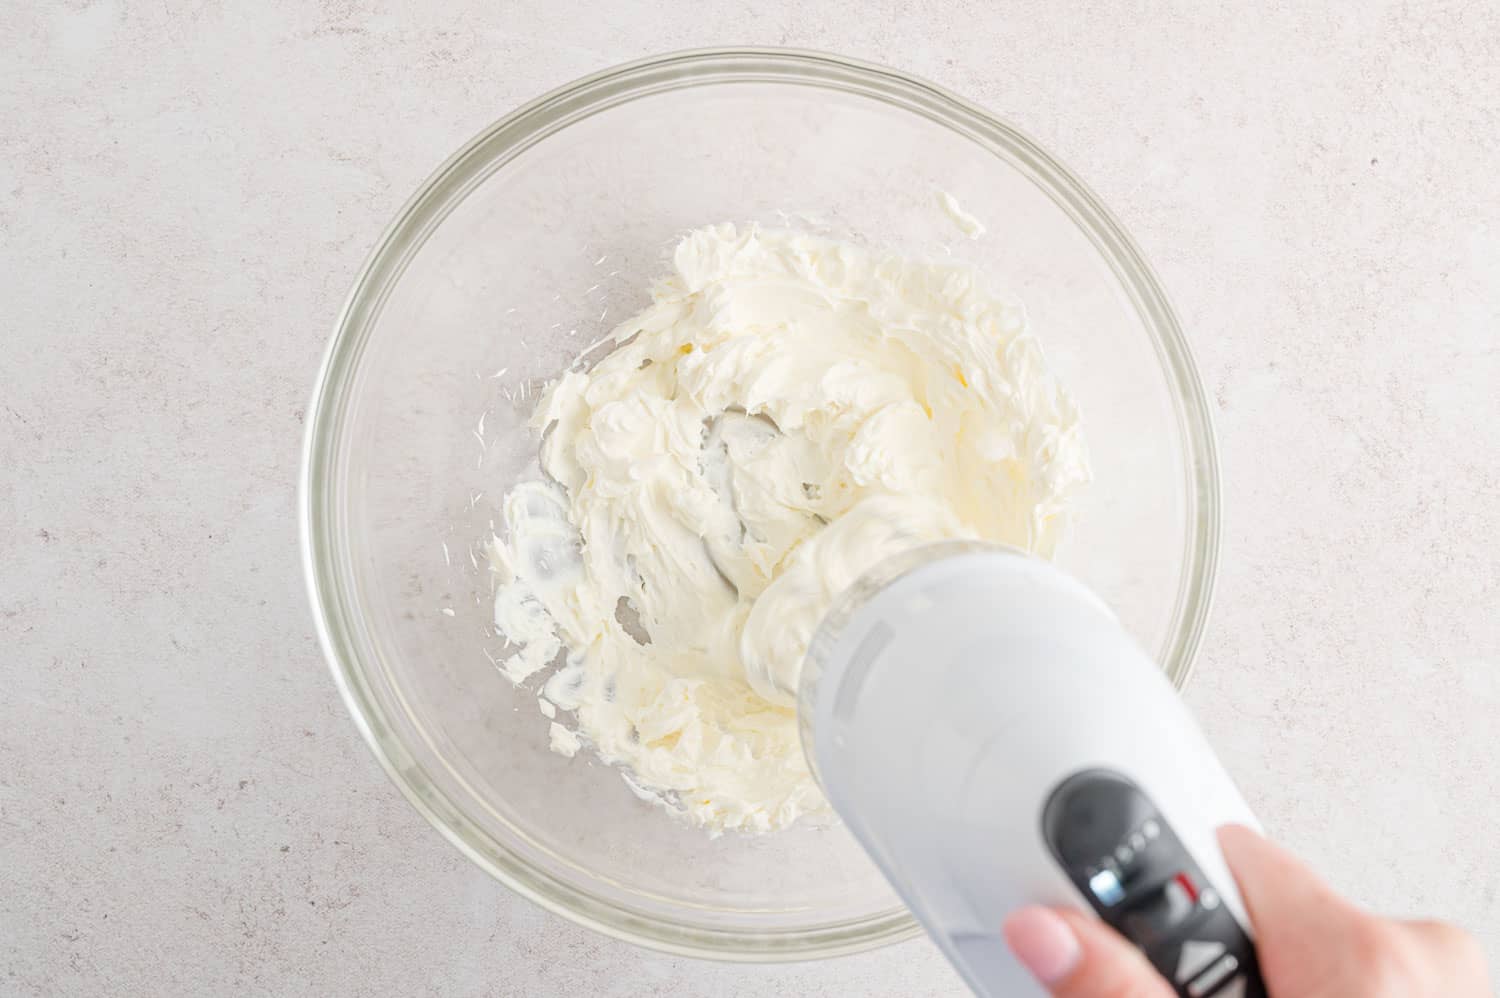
[485, 222, 1091, 835]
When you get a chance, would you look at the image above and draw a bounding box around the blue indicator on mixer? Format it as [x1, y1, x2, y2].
[1089, 868, 1126, 906]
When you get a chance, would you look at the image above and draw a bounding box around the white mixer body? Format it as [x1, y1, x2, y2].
[801, 546, 1263, 998]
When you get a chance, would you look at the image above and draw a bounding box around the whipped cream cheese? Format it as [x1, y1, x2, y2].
[486, 223, 1089, 835]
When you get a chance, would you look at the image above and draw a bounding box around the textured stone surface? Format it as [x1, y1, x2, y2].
[3, 2, 1497, 995]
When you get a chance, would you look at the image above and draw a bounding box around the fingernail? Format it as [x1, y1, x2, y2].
[1003, 906, 1082, 985]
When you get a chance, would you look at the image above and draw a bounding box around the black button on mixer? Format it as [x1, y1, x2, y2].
[1148, 908, 1259, 996]
[1041, 769, 1268, 998]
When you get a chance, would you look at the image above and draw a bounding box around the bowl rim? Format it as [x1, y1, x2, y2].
[299, 45, 1221, 962]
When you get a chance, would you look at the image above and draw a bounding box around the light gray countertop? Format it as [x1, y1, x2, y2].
[4, 2, 1497, 995]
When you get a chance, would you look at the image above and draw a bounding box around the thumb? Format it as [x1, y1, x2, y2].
[1218, 823, 1354, 927]
[1004, 906, 1174, 998]
[1217, 823, 1369, 991]
[1221, 824, 1491, 995]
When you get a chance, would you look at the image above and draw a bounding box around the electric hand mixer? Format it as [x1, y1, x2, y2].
[794, 543, 1266, 998]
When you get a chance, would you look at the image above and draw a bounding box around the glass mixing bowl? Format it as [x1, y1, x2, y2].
[300, 48, 1219, 960]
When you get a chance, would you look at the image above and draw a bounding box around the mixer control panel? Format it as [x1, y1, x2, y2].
[1042, 770, 1267, 998]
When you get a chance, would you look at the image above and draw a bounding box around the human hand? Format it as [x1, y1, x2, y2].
[1002, 824, 1490, 997]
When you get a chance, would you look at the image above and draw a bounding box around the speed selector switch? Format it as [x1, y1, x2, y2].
[1042, 770, 1267, 997]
